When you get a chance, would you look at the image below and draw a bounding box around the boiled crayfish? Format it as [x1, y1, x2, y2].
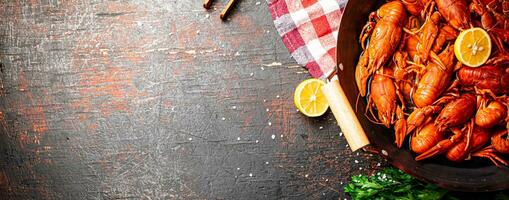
[356, 1, 407, 97]
[356, 0, 509, 167]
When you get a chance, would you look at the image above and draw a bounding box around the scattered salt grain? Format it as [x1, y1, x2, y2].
[249, 173, 253, 177]
[354, 160, 359, 164]
[196, 30, 200, 34]
[319, 126, 323, 130]
[232, 106, 237, 110]
[255, 140, 259, 143]
[276, 95, 280, 98]
[256, 2, 261, 5]
[271, 135, 276, 139]
[305, 174, 308, 178]
[381, 150, 388, 156]
[221, 117, 226, 121]
[280, 134, 283, 138]
[377, 163, 381, 167]
[265, 161, 269, 165]
[234, 51, 240, 56]
[339, 132, 343, 137]
[261, 66, 265, 70]
[266, 108, 269, 112]
[250, 72, 254, 77]
[188, 138, 193, 141]
[268, 122, 272, 126]
[237, 168, 240, 170]
[359, 167, 363, 170]
[237, 137, 241, 141]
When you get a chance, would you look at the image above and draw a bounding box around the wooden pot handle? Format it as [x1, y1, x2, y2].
[321, 75, 370, 151]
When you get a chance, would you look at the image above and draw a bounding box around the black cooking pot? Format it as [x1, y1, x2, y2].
[335, 0, 509, 191]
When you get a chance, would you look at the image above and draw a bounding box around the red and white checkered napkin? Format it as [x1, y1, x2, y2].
[268, 0, 347, 78]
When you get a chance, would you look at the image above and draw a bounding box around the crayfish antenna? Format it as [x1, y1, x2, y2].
[474, 86, 498, 100]
[420, 0, 435, 20]
[355, 93, 361, 113]
[360, 19, 376, 50]
[364, 97, 384, 126]
[463, 120, 475, 152]
[403, 27, 418, 35]
[430, 51, 447, 71]
[487, 50, 509, 65]
[472, 146, 509, 167]
[442, 79, 460, 97]
[488, 29, 507, 54]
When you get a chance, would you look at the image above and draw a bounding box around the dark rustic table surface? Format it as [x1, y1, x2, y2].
[0, 0, 393, 199]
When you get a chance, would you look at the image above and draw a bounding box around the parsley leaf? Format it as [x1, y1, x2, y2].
[344, 168, 450, 200]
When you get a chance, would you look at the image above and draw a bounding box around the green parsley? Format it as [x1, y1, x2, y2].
[344, 168, 455, 200]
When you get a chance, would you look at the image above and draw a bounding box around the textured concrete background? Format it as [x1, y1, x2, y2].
[0, 0, 384, 199]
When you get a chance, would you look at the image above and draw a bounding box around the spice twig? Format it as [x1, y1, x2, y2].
[203, 0, 213, 9]
[220, 0, 238, 20]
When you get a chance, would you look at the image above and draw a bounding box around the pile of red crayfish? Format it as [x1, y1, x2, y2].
[355, 0, 509, 166]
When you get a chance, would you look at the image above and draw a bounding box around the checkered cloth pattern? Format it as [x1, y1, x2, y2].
[269, 0, 348, 78]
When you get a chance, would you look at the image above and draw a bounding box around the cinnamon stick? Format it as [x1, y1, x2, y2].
[203, 0, 213, 9]
[220, 0, 237, 20]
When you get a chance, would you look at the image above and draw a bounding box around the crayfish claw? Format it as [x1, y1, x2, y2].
[355, 52, 370, 97]
[406, 105, 441, 135]
[394, 106, 407, 148]
[416, 130, 463, 161]
[415, 145, 444, 161]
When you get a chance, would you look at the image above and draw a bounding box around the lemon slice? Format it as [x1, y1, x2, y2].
[294, 78, 329, 117]
[454, 27, 491, 67]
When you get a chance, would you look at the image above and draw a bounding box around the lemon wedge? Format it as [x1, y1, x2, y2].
[454, 27, 491, 67]
[294, 78, 329, 117]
